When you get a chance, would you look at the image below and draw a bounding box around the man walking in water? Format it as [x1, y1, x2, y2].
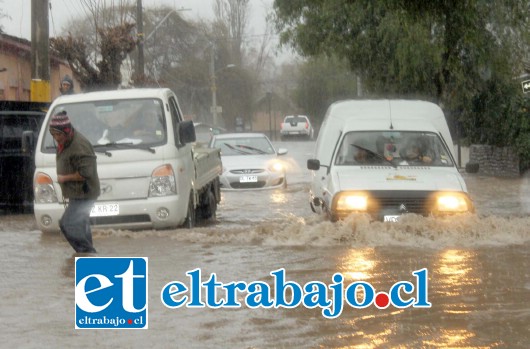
[49, 111, 100, 253]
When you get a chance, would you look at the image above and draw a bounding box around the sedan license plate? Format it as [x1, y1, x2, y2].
[90, 203, 119, 217]
[239, 175, 258, 183]
[384, 215, 400, 222]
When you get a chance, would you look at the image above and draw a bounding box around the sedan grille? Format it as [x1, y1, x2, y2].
[230, 169, 264, 174]
[229, 181, 267, 189]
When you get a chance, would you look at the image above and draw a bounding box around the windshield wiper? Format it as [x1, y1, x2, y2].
[350, 143, 397, 168]
[94, 142, 156, 154]
[223, 143, 250, 155]
[94, 148, 112, 157]
[235, 144, 267, 154]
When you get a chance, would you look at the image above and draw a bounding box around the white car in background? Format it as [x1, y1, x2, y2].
[280, 115, 315, 140]
[209, 133, 288, 190]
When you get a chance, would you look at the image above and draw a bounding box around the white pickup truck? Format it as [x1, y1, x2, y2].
[280, 115, 315, 140]
[33, 88, 222, 232]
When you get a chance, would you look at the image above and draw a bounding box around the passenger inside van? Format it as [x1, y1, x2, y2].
[400, 137, 434, 165]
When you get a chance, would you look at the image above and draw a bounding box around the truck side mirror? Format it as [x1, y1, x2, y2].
[21, 130, 35, 154]
[179, 120, 196, 145]
[307, 159, 321, 170]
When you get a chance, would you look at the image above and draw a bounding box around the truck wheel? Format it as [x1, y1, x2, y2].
[184, 193, 196, 229]
[199, 188, 217, 220]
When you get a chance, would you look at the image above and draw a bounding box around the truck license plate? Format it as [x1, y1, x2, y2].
[91, 203, 120, 217]
[384, 215, 400, 222]
[239, 175, 258, 183]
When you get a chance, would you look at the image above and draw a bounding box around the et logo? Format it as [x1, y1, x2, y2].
[75, 257, 148, 329]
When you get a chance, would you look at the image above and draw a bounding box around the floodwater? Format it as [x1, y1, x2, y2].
[1, 141, 529, 349]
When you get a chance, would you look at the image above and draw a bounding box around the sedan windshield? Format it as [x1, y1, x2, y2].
[41, 98, 166, 153]
[334, 131, 454, 167]
[213, 136, 276, 156]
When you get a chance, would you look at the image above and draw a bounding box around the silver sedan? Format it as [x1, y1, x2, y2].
[209, 133, 288, 190]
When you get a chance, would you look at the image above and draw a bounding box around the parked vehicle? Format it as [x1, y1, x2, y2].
[280, 115, 315, 140]
[209, 133, 288, 190]
[0, 101, 48, 212]
[307, 99, 474, 222]
[33, 88, 222, 232]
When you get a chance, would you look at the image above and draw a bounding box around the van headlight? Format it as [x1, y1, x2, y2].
[149, 164, 176, 197]
[34, 172, 58, 203]
[333, 192, 369, 212]
[433, 192, 473, 213]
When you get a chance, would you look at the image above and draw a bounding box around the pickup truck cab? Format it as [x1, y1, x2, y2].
[33, 88, 222, 232]
[280, 115, 314, 140]
[307, 99, 474, 222]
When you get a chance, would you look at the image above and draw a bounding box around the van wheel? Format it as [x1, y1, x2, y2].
[465, 162, 479, 173]
[184, 193, 196, 229]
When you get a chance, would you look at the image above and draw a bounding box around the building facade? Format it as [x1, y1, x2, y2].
[0, 33, 77, 102]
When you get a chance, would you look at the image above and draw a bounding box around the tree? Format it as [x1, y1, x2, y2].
[50, 1, 137, 91]
[292, 55, 358, 125]
[50, 23, 136, 91]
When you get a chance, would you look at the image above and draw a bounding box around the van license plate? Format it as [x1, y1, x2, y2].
[384, 215, 400, 222]
[91, 203, 120, 217]
[240, 175, 258, 183]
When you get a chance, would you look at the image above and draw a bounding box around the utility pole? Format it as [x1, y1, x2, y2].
[31, 0, 50, 102]
[136, 0, 145, 83]
[210, 44, 218, 126]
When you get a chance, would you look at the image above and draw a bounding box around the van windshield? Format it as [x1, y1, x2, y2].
[334, 131, 454, 167]
[41, 98, 167, 153]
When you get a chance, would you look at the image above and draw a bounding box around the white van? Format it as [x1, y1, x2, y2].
[307, 99, 474, 222]
[33, 88, 222, 233]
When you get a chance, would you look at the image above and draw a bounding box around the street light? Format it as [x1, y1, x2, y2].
[209, 44, 235, 126]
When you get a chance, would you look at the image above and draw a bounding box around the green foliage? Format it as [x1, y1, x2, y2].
[292, 55, 358, 126]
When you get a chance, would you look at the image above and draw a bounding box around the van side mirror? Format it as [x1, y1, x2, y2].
[21, 130, 35, 154]
[179, 120, 196, 145]
[307, 159, 321, 170]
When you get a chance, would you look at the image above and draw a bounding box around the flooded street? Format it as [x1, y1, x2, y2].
[1, 140, 529, 348]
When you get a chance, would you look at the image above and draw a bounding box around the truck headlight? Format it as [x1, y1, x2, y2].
[149, 164, 176, 197]
[433, 192, 473, 213]
[34, 172, 58, 203]
[334, 192, 369, 212]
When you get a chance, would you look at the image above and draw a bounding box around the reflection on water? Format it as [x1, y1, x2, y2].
[339, 249, 377, 281]
[435, 249, 481, 300]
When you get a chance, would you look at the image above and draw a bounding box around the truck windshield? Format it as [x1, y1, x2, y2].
[41, 98, 167, 153]
[334, 131, 454, 167]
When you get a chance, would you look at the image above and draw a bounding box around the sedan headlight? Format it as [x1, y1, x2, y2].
[269, 161, 284, 172]
[333, 191, 369, 212]
[433, 192, 473, 213]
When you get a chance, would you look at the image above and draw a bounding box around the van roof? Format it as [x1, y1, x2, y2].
[315, 99, 455, 164]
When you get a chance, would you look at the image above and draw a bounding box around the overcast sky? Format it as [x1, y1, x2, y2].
[1, 0, 272, 40]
